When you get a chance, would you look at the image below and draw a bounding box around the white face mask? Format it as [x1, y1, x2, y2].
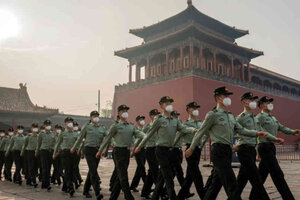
[165, 105, 173, 113]
[249, 101, 257, 110]
[9, 132, 14, 136]
[267, 103, 274, 111]
[192, 110, 199, 116]
[139, 120, 145, 126]
[92, 117, 100, 123]
[73, 126, 79, 131]
[121, 112, 129, 119]
[0, 133, 5, 137]
[45, 126, 51, 130]
[32, 128, 39, 133]
[67, 122, 73, 128]
[18, 129, 24, 134]
[222, 97, 231, 107]
[56, 129, 62, 134]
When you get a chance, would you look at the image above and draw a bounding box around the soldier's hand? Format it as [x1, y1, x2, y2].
[70, 148, 75, 154]
[135, 146, 141, 154]
[130, 151, 135, 158]
[185, 148, 194, 158]
[193, 129, 199, 133]
[35, 152, 38, 157]
[232, 144, 238, 153]
[5, 153, 8, 157]
[256, 131, 268, 139]
[102, 152, 107, 157]
[275, 137, 285, 144]
[52, 155, 56, 160]
[294, 129, 300, 136]
[77, 151, 81, 156]
[81, 154, 84, 159]
[96, 151, 102, 159]
[20, 152, 23, 157]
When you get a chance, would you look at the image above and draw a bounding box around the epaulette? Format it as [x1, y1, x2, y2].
[212, 108, 218, 112]
[158, 114, 163, 118]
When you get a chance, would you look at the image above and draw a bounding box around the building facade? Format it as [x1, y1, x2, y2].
[112, 1, 300, 144]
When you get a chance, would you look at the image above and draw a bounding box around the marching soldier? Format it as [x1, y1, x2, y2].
[185, 87, 278, 200]
[140, 109, 160, 199]
[130, 115, 147, 192]
[0, 130, 5, 179]
[21, 123, 39, 187]
[109, 116, 120, 192]
[72, 121, 83, 188]
[6, 125, 25, 185]
[97, 104, 145, 200]
[35, 120, 55, 191]
[234, 92, 283, 199]
[2, 128, 14, 181]
[170, 111, 185, 191]
[51, 124, 62, 185]
[53, 117, 78, 197]
[71, 111, 107, 199]
[177, 102, 206, 200]
[135, 96, 196, 200]
[250, 96, 300, 200]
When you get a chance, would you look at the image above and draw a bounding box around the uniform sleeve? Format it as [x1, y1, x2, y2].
[53, 133, 63, 156]
[199, 133, 209, 149]
[0, 139, 5, 151]
[72, 124, 87, 150]
[139, 118, 161, 148]
[234, 121, 257, 137]
[277, 121, 295, 135]
[35, 133, 42, 153]
[172, 120, 188, 147]
[133, 126, 146, 139]
[177, 120, 195, 136]
[98, 125, 117, 153]
[6, 137, 14, 153]
[21, 136, 29, 154]
[132, 137, 143, 152]
[142, 124, 150, 133]
[190, 112, 215, 150]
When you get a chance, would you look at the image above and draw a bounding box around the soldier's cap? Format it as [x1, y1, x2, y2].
[149, 109, 160, 116]
[31, 123, 39, 128]
[17, 125, 24, 129]
[214, 86, 233, 96]
[118, 104, 130, 112]
[73, 121, 79, 126]
[136, 115, 145, 121]
[55, 124, 62, 129]
[240, 92, 258, 101]
[64, 117, 74, 123]
[186, 101, 200, 109]
[43, 120, 51, 125]
[171, 111, 180, 117]
[258, 96, 273, 106]
[159, 96, 174, 104]
[90, 110, 99, 117]
[8, 127, 14, 132]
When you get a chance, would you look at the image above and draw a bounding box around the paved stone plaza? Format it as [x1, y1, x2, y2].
[0, 158, 299, 200]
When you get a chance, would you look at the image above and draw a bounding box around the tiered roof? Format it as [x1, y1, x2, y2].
[0, 83, 58, 114]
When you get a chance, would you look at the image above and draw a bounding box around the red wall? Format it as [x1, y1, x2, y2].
[113, 76, 300, 144]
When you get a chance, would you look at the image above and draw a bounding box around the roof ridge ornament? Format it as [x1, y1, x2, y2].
[187, 0, 192, 7]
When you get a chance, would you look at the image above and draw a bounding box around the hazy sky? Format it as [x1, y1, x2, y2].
[0, 0, 299, 115]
